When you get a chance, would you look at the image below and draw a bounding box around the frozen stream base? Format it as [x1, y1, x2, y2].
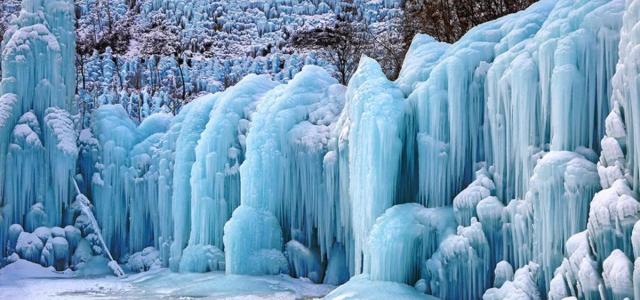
[0, 259, 334, 299]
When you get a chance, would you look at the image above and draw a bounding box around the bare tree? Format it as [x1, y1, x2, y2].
[403, 0, 537, 44]
[365, 18, 406, 80]
[291, 2, 371, 84]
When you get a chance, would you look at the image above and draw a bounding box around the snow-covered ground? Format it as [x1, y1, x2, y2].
[0, 260, 334, 300]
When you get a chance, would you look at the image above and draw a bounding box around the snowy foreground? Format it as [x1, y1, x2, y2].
[0, 259, 334, 299]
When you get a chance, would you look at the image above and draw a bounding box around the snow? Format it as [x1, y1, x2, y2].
[324, 274, 437, 300]
[0, 259, 333, 299]
[16, 232, 43, 263]
[483, 262, 542, 300]
[602, 249, 634, 299]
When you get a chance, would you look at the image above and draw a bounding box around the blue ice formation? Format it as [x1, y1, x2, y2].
[345, 57, 406, 274]
[364, 204, 455, 285]
[0, 0, 77, 265]
[224, 65, 345, 275]
[182, 74, 278, 273]
[3, 0, 640, 299]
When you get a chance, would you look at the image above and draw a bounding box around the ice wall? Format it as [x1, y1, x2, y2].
[91, 105, 138, 259]
[411, 0, 554, 208]
[168, 94, 217, 271]
[364, 204, 455, 284]
[345, 57, 405, 274]
[0, 0, 76, 259]
[224, 66, 345, 276]
[346, 0, 629, 297]
[486, 0, 624, 201]
[543, 0, 640, 298]
[181, 75, 277, 272]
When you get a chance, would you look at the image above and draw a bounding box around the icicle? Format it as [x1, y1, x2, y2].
[414, 0, 554, 207]
[364, 204, 455, 285]
[224, 66, 344, 275]
[187, 75, 276, 257]
[527, 151, 600, 292]
[486, 0, 623, 201]
[346, 57, 405, 274]
[424, 219, 491, 300]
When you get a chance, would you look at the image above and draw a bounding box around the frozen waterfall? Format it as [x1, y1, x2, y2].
[2, 0, 640, 299]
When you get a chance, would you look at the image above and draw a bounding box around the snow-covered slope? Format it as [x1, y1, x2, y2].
[72, 0, 402, 122]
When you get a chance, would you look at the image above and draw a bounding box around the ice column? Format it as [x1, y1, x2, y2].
[224, 66, 344, 275]
[485, 0, 623, 201]
[364, 204, 455, 285]
[181, 75, 277, 272]
[414, 0, 553, 207]
[0, 0, 76, 259]
[126, 113, 172, 253]
[346, 57, 405, 274]
[527, 151, 600, 292]
[91, 105, 138, 259]
[169, 94, 218, 271]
